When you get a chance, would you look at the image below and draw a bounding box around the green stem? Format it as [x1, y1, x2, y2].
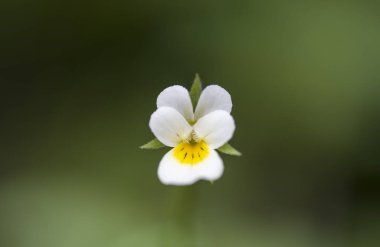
[160, 184, 200, 247]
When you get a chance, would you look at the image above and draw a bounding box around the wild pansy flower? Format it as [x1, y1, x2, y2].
[142, 75, 240, 186]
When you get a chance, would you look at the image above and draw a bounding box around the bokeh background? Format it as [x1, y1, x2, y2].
[1, 0, 379, 246]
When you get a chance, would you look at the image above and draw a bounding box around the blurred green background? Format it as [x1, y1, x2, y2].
[1, 0, 379, 246]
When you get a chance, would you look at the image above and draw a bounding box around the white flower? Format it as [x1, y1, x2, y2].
[149, 85, 235, 186]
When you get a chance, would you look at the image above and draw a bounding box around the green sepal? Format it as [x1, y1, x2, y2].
[140, 138, 166, 149]
[217, 143, 242, 156]
[189, 73, 202, 109]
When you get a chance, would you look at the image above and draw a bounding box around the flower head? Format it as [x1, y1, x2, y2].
[147, 78, 237, 186]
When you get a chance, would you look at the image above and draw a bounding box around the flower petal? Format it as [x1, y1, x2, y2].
[157, 85, 194, 122]
[193, 110, 235, 149]
[157, 149, 224, 186]
[194, 85, 232, 120]
[149, 107, 192, 147]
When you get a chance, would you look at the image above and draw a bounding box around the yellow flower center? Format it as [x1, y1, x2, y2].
[173, 141, 209, 165]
